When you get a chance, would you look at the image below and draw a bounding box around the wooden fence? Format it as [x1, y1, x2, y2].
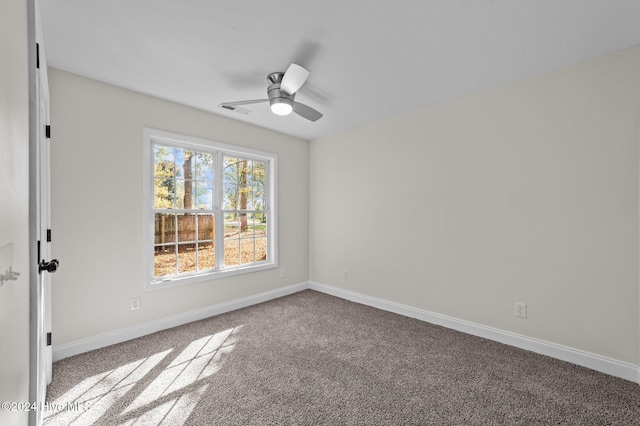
[155, 214, 214, 245]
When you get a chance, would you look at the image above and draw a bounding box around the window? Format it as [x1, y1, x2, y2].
[143, 129, 277, 288]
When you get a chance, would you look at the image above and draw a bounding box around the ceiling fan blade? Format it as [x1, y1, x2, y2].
[220, 99, 268, 107]
[293, 101, 323, 122]
[280, 63, 309, 95]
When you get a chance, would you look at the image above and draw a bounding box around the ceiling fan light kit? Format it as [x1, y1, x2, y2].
[267, 72, 294, 115]
[270, 98, 293, 115]
[221, 63, 323, 122]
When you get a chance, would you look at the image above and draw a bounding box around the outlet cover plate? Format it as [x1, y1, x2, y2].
[514, 302, 527, 318]
[131, 297, 141, 311]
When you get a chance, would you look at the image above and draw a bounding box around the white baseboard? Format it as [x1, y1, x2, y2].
[309, 281, 640, 384]
[52, 282, 309, 362]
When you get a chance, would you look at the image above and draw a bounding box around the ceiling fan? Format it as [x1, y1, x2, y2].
[220, 63, 323, 122]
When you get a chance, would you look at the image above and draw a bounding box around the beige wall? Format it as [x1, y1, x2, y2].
[310, 46, 640, 364]
[0, 0, 30, 424]
[49, 68, 309, 345]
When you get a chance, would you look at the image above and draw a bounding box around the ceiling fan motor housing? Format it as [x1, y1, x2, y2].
[267, 72, 295, 110]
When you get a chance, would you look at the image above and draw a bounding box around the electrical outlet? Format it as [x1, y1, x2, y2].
[514, 302, 527, 318]
[342, 271, 349, 280]
[280, 268, 286, 278]
[131, 297, 141, 311]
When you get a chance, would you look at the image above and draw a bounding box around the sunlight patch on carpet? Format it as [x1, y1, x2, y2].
[43, 326, 242, 426]
[121, 326, 242, 422]
[43, 349, 172, 425]
[118, 384, 209, 426]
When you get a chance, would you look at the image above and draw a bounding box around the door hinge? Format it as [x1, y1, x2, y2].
[47, 229, 52, 242]
[46, 332, 52, 346]
[46, 125, 51, 139]
[36, 43, 40, 69]
[37, 240, 41, 264]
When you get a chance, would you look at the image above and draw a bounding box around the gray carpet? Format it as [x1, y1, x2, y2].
[44, 290, 640, 425]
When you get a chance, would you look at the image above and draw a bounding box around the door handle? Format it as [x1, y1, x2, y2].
[39, 259, 59, 273]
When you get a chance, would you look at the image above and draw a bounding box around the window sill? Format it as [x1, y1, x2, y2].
[145, 262, 278, 291]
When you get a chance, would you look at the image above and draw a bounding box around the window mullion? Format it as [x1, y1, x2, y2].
[173, 213, 178, 276]
[195, 211, 199, 271]
[214, 150, 225, 269]
[265, 160, 271, 263]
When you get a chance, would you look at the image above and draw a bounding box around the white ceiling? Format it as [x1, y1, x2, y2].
[41, 0, 640, 141]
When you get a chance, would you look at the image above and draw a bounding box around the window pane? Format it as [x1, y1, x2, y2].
[198, 242, 215, 270]
[223, 156, 251, 210]
[255, 213, 267, 236]
[175, 149, 195, 179]
[197, 214, 214, 241]
[255, 237, 268, 262]
[224, 213, 239, 238]
[154, 178, 175, 209]
[240, 214, 254, 238]
[223, 212, 240, 267]
[250, 162, 265, 210]
[223, 156, 240, 177]
[177, 213, 196, 242]
[243, 185, 254, 210]
[154, 213, 176, 244]
[195, 182, 213, 209]
[177, 243, 197, 273]
[253, 183, 265, 211]
[174, 179, 184, 208]
[174, 180, 195, 209]
[223, 184, 238, 210]
[195, 152, 214, 181]
[154, 145, 175, 178]
[253, 161, 265, 180]
[238, 212, 251, 236]
[176, 179, 196, 209]
[240, 238, 255, 264]
[224, 239, 240, 267]
[154, 245, 176, 277]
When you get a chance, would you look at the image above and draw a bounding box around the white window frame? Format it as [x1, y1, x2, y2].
[143, 128, 278, 290]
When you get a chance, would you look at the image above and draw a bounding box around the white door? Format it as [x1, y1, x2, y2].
[36, 41, 53, 386]
[32, 2, 56, 423]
